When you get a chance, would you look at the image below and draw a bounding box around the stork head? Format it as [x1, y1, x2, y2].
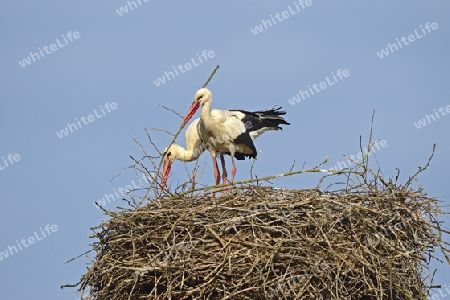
[193, 88, 212, 105]
[161, 144, 186, 189]
[161, 145, 176, 189]
[181, 88, 212, 127]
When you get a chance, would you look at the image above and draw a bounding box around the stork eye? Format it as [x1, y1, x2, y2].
[167, 152, 171, 157]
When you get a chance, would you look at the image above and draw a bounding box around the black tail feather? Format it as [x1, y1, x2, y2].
[230, 106, 290, 133]
[227, 106, 290, 159]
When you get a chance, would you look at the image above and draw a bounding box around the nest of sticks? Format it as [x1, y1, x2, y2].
[63, 70, 449, 299]
[68, 145, 449, 300]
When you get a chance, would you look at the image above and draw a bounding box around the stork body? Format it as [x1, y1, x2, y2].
[161, 117, 238, 193]
[183, 88, 290, 187]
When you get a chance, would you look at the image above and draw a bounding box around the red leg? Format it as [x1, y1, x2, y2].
[212, 154, 220, 197]
[231, 156, 237, 183]
[230, 156, 237, 193]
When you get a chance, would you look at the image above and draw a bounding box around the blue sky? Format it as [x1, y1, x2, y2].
[1, 1, 449, 299]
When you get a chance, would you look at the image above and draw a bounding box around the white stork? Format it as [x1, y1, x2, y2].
[161, 118, 205, 188]
[181, 87, 290, 187]
[161, 117, 249, 192]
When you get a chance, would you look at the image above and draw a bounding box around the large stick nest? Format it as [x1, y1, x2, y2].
[76, 184, 449, 300]
[64, 97, 448, 299]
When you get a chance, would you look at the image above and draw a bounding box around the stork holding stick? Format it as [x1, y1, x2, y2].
[169, 88, 290, 191]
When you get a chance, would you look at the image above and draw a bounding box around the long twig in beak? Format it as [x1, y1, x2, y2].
[181, 102, 200, 127]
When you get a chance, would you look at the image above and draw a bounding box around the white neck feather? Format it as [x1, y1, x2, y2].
[172, 144, 199, 162]
[200, 93, 214, 128]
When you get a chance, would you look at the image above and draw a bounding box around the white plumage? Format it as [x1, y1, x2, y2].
[180, 88, 290, 189]
[161, 118, 205, 188]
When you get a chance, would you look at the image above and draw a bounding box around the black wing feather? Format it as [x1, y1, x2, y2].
[229, 106, 290, 134]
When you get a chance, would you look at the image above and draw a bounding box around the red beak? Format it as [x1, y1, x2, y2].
[181, 101, 200, 127]
[161, 159, 173, 190]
